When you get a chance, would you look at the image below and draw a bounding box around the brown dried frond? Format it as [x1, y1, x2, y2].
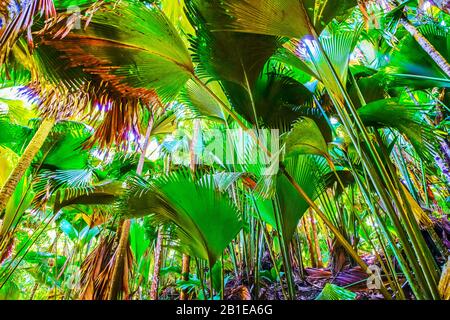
[0, 0, 56, 64]
[225, 285, 252, 300]
[78, 235, 133, 300]
[15, 1, 162, 150]
[23, 78, 159, 150]
[79, 236, 114, 300]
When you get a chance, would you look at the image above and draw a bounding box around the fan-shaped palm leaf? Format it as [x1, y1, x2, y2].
[315, 283, 356, 300]
[178, 79, 226, 122]
[0, 118, 32, 153]
[257, 155, 330, 243]
[284, 117, 328, 157]
[252, 69, 315, 131]
[0, 0, 56, 64]
[23, 0, 193, 147]
[40, 0, 193, 101]
[297, 26, 360, 101]
[186, 0, 283, 126]
[385, 23, 450, 88]
[220, 0, 357, 38]
[357, 98, 443, 160]
[123, 171, 243, 265]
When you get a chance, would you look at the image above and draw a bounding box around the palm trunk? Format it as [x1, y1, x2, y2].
[148, 130, 168, 300]
[302, 218, 317, 268]
[0, 118, 55, 213]
[401, 19, 450, 78]
[179, 119, 201, 300]
[108, 115, 154, 300]
[29, 282, 39, 300]
[189, 119, 201, 172]
[179, 254, 191, 300]
[108, 219, 131, 300]
[149, 227, 163, 300]
[309, 211, 323, 268]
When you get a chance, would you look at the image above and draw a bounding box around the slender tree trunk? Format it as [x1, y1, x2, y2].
[189, 119, 201, 172]
[108, 115, 155, 300]
[309, 211, 323, 268]
[179, 254, 191, 300]
[302, 218, 317, 268]
[293, 232, 305, 278]
[401, 19, 450, 78]
[0, 118, 55, 213]
[108, 219, 131, 300]
[148, 137, 168, 300]
[149, 226, 163, 299]
[179, 119, 201, 300]
[29, 282, 39, 300]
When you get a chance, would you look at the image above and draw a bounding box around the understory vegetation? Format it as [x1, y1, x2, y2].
[0, 0, 449, 300]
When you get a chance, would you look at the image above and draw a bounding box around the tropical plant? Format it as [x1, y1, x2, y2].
[0, 0, 448, 301]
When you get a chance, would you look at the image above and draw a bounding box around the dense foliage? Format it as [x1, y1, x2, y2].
[0, 0, 449, 300]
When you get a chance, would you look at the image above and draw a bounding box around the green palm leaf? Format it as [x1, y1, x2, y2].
[220, 0, 357, 38]
[41, 1, 193, 101]
[304, 26, 360, 101]
[38, 121, 91, 171]
[252, 70, 314, 131]
[186, 0, 281, 125]
[220, 0, 312, 38]
[52, 180, 123, 214]
[178, 79, 226, 121]
[357, 98, 443, 160]
[284, 117, 328, 157]
[315, 283, 357, 300]
[29, 0, 194, 148]
[0, 119, 32, 154]
[123, 171, 243, 265]
[257, 155, 329, 242]
[385, 23, 450, 88]
[187, 0, 316, 128]
[277, 155, 329, 242]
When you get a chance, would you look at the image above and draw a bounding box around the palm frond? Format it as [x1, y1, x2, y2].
[384, 22, 450, 88]
[258, 155, 330, 242]
[122, 171, 243, 264]
[219, 0, 312, 38]
[178, 79, 226, 121]
[219, 0, 357, 38]
[284, 116, 328, 157]
[298, 26, 360, 100]
[186, 0, 281, 125]
[23, 0, 194, 148]
[52, 180, 123, 214]
[252, 69, 315, 131]
[39, 0, 193, 102]
[315, 283, 356, 300]
[0, 0, 56, 64]
[358, 98, 443, 160]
